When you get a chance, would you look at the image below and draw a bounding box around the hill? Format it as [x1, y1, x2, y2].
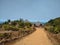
[45, 17, 60, 34]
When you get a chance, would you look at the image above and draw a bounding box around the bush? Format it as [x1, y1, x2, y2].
[45, 17, 60, 34]
[0, 34, 4, 37]
[3, 25, 19, 31]
[24, 22, 32, 28]
[19, 22, 25, 28]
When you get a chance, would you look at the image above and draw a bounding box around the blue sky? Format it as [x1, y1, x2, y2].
[0, 0, 60, 22]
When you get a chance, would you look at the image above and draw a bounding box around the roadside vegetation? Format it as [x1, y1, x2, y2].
[0, 19, 35, 44]
[44, 17, 60, 45]
[45, 17, 60, 34]
[0, 19, 35, 31]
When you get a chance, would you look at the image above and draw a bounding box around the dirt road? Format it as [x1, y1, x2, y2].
[13, 27, 53, 45]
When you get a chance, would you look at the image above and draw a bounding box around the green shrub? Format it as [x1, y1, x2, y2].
[3, 25, 19, 31]
[24, 22, 32, 28]
[19, 22, 25, 28]
[45, 17, 60, 34]
[0, 34, 4, 37]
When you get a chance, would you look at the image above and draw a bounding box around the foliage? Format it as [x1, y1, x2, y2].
[0, 34, 4, 37]
[1, 19, 33, 31]
[11, 21, 17, 26]
[8, 19, 11, 22]
[0, 24, 2, 28]
[45, 17, 60, 34]
[24, 22, 32, 28]
[19, 21, 25, 28]
[3, 24, 19, 31]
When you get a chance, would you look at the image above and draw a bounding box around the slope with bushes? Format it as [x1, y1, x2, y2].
[45, 17, 60, 34]
[0, 19, 35, 44]
[44, 17, 60, 45]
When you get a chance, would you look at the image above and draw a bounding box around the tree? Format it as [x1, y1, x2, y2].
[8, 19, 11, 22]
[20, 18, 24, 22]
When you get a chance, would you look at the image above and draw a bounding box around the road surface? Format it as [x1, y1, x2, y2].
[12, 27, 53, 45]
